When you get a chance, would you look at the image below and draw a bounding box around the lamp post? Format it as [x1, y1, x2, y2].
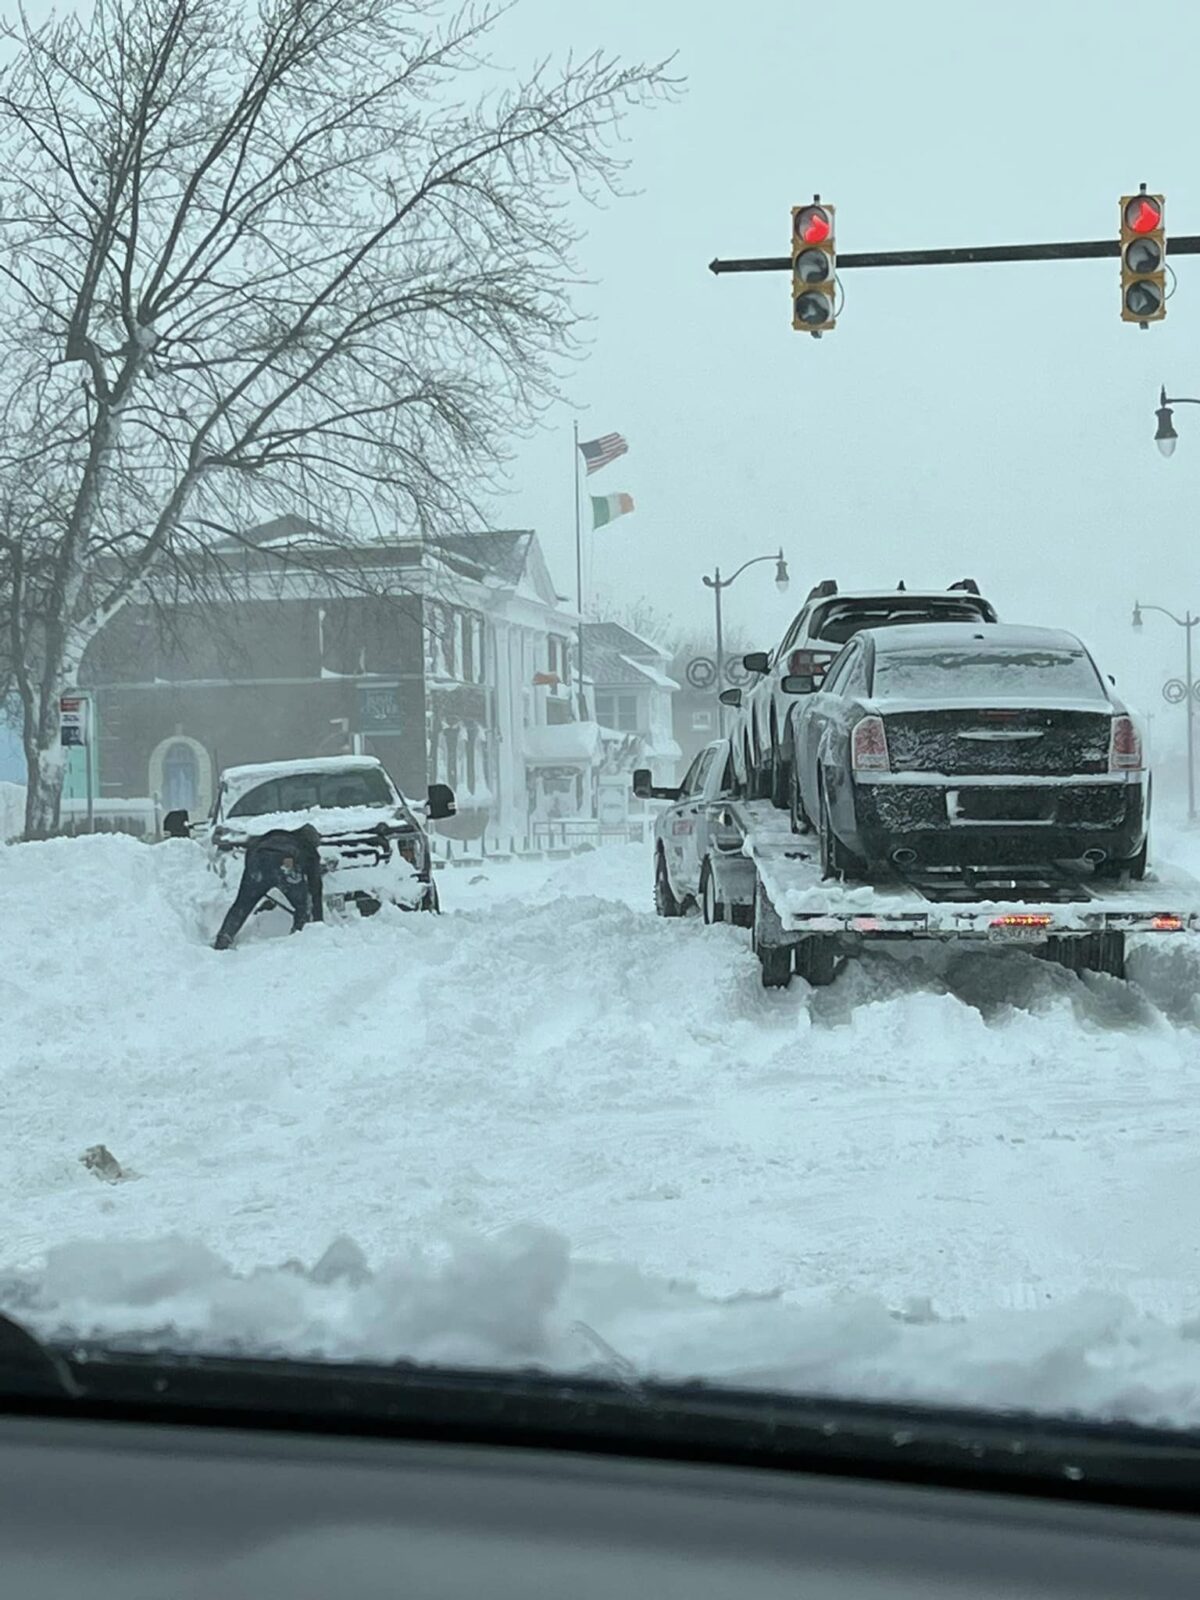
[1152, 385, 1200, 457]
[702, 550, 789, 734]
[1133, 599, 1199, 822]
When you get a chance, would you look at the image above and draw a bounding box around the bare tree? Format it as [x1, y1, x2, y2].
[0, 0, 677, 836]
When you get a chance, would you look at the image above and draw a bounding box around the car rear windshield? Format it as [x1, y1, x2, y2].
[812, 597, 993, 646]
[228, 768, 395, 818]
[873, 645, 1107, 701]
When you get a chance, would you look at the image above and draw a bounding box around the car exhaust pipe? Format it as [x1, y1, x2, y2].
[891, 847, 918, 868]
[1083, 848, 1107, 865]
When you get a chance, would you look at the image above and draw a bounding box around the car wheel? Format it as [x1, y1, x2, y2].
[700, 858, 725, 925]
[819, 776, 865, 882]
[654, 848, 682, 917]
[789, 761, 812, 836]
[1092, 836, 1148, 883]
[769, 729, 791, 811]
[795, 934, 839, 987]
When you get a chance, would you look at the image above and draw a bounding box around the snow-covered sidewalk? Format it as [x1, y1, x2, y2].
[4, 829, 1200, 1423]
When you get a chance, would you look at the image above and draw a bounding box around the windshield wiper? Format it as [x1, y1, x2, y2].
[0, 1312, 80, 1399]
[6, 1327, 1200, 1515]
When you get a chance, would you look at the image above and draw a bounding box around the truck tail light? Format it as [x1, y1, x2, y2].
[1109, 715, 1143, 771]
[852, 715, 890, 773]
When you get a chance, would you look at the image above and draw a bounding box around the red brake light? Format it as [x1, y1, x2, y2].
[990, 913, 1053, 929]
[1151, 913, 1184, 931]
[1109, 715, 1143, 771]
[852, 715, 890, 773]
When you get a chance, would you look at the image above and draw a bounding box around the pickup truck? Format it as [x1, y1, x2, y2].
[164, 755, 455, 915]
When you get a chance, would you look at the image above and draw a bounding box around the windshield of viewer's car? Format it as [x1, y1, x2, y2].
[229, 769, 395, 818]
[5, 0, 1200, 1449]
[873, 646, 1107, 701]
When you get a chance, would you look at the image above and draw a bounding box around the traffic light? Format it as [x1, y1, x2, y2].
[792, 200, 836, 333]
[1120, 191, 1166, 325]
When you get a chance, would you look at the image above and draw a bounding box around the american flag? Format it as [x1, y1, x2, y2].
[578, 431, 629, 475]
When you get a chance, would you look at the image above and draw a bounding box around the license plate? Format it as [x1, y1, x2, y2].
[987, 924, 1048, 944]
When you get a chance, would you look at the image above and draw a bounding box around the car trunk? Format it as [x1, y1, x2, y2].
[879, 703, 1113, 777]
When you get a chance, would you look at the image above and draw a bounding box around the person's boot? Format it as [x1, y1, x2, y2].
[213, 929, 234, 950]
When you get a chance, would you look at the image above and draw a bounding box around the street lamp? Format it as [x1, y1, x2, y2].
[702, 549, 789, 734]
[1152, 384, 1200, 456]
[1132, 598, 1199, 822]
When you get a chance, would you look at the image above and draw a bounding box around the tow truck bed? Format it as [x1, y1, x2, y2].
[713, 801, 1200, 988]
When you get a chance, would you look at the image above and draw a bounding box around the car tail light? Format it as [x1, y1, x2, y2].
[851, 715, 890, 773]
[1151, 913, 1184, 931]
[787, 648, 834, 677]
[990, 913, 1053, 929]
[1109, 715, 1143, 771]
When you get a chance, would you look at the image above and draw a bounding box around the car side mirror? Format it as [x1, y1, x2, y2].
[718, 687, 742, 708]
[742, 651, 770, 675]
[162, 809, 192, 838]
[632, 768, 653, 799]
[781, 674, 819, 695]
[426, 783, 456, 821]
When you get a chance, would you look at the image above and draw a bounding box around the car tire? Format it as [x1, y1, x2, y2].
[795, 934, 839, 987]
[1092, 836, 1148, 883]
[655, 848, 682, 917]
[700, 859, 725, 925]
[769, 733, 791, 812]
[819, 776, 865, 882]
[789, 762, 812, 836]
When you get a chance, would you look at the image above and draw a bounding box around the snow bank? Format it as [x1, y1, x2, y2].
[7, 1225, 1200, 1427]
[5, 832, 1200, 1424]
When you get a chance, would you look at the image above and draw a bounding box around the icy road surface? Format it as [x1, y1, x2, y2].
[5, 830, 1200, 1423]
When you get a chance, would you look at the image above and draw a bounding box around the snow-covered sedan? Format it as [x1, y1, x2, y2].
[180, 755, 455, 915]
[633, 740, 744, 922]
[789, 624, 1149, 881]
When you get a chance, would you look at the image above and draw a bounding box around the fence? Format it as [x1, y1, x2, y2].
[429, 814, 651, 866]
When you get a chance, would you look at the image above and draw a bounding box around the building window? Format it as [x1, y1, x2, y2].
[595, 693, 639, 732]
[692, 709, 714, 732]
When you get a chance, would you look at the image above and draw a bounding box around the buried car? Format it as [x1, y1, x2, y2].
[789, 623, 1149, 880]
[165, 755, 455, 915]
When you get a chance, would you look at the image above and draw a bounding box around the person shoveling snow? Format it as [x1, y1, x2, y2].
[212, 826, 323, 950]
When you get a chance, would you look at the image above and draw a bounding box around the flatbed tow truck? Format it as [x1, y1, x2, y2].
[708, 800, 1200, 989]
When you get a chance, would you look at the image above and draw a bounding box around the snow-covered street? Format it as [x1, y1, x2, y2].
[5, 831, 1200, 1421]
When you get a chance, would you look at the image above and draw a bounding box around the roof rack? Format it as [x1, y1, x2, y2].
[805, 579, 838, 601]
[949, 578, 981, 595]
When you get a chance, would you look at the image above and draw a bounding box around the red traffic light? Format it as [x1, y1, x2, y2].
[1124, 195, 1163, 234]
[794, 205, 832, 245]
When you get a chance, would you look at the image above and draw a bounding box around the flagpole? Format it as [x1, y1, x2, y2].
[574, 419, 587, 720]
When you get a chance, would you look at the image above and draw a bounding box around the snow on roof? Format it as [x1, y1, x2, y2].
[221, 755, 385, 784]
[621, 655, 680, 692]
[220, 756, 388, 802]
[868, 622, 1082, 653]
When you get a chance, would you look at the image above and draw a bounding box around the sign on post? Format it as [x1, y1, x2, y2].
[59, 696, 87, 747]
[357, 683, 404, 735]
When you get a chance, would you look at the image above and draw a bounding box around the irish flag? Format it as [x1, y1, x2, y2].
[590, 492, 634, 528]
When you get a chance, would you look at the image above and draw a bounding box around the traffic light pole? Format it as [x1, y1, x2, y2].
[710, 234, 1200, 276]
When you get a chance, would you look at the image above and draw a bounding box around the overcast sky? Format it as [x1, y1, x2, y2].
[468, 0, 1200, 742]
[11, 0, 1200, 746]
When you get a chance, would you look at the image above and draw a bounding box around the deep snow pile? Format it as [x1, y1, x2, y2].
[5, 828, 1200, 1423]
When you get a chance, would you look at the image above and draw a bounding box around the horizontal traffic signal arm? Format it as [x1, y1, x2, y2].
[710, 234, 1200, 274]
